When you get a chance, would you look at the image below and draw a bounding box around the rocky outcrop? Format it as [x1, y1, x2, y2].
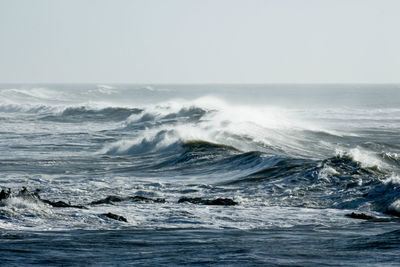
[101, 212, 128, 222]
[178, 197, 238, 206]
[0, 188, 11, 201]
[345, 212, 374, 220]
[90, 195, 124, 205]
[345, 212, 400, 222]
[41, 199, 87, 209]
[0, 187, 86, 209]
[90, 195, 166, 205]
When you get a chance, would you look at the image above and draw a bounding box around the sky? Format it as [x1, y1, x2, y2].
[0, 0, 399, 84]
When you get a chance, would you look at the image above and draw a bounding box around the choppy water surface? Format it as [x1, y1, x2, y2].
[1, 84, 400, 266]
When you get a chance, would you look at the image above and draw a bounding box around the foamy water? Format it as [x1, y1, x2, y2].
[1, 84, 400, 266]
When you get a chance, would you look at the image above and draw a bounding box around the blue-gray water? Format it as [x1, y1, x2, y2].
[1, 84, 400, 266]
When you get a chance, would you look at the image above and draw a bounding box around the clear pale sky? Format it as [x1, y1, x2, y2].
[0, 0, 399, 83]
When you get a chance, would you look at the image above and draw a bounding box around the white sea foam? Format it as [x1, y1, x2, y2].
[389, 199, 400, 214]
[0, 196, 53, 218]
[102, 130, 180, 155]
[318, 166, 339, 182]
[382, 174, 400, 185]
[335, 147, 387, 170]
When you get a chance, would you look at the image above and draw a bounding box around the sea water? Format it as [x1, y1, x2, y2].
[1, 84, 400, 266]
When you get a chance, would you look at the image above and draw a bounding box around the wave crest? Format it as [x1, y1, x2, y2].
[103, 130, 180, 155]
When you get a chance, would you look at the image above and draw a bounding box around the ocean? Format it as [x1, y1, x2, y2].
[1, 84, 400, 266]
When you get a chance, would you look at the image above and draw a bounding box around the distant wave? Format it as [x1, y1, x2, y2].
[0, 87, 72, 105]
[124, 106, 207, 129]
[0, 103, 53, 114]
[41, 106, 142, 123]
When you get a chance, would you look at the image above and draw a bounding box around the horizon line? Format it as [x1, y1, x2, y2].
[1, 82, 400, 86]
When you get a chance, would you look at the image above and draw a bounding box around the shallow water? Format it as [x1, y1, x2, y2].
[1, 84, 400, 266]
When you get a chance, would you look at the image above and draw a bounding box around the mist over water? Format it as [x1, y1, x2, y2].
[1, 84, 400, 266]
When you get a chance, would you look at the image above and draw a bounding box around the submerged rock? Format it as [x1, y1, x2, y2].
[384, 210, 400, 217]
[101, 212, 128, 222]
[345, 212, 374, 220]
[129, 195, 166, 203]
[1, 187, 41, 202]
[90, 195, 124, 205]
[345, 212, 400, 222]
[41, 199, 87, 209]
[1, 187, 86, 209]
[178, 197, 238, 206]
[0, 188, 11, 201]
[90, 195, 165, 205]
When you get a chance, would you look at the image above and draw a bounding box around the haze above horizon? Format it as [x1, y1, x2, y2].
[0, 0, 399, 84]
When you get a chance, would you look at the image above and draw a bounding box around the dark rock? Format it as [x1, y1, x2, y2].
[90, 195, 165, 205]
[0, 189, 9, 201]
[101, 212, 128, 222]
[345, 212, 400, 222]
[42, 199, 87, 209]
[384, 210, 400, 217]
[178, 197, 238, 206]
[90, 195, 124, 205]
[0, 187, 86, 209]
[129, 195, 166, 203]
[345, 212, 374, 220]
[0, 187, 41, 202]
